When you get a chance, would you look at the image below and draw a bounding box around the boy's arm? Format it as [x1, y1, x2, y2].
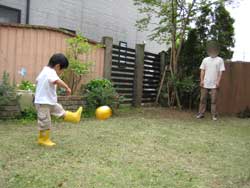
[54, 79, 71, 95]
[200, 70, 205, 87]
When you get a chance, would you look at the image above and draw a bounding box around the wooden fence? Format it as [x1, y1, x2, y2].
[112, 44, 136, 104]
[2, 24, 249, 113]
[143, 52, 161, 103]
[217, 62, 250, 114]
[0, 23, 105, 85]
[103, 37, 164, 106]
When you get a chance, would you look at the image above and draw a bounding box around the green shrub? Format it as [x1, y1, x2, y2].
[237, 107, 250, 119]
[0, 71, 17, 107]
[18, 80, 36, 92]
[20, 107, 37, 121]
[57, 87, 67, 96]
[83, 79, 123, 117]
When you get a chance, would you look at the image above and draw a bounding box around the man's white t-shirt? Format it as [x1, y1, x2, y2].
[35, 66, 60, 105]
[200, 56, 225, 89]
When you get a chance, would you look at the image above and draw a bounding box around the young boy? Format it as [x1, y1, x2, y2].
[196, 41, 225, 121]
[34, 53, 82, 147]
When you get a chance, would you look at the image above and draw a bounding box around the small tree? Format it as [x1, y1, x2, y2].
[64, 33, 96, 94]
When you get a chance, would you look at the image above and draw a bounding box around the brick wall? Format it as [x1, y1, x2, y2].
[0, 99, 21, 119]
[58, 96, 85, 111]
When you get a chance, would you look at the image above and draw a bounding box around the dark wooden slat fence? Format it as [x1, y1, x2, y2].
[143, 52, 161, 103]
[112, 44, 136, 104]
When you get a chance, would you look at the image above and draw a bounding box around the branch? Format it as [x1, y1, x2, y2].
[176, 0, 196, 63]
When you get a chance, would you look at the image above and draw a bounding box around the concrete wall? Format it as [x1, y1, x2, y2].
[0, 0, 166, 53]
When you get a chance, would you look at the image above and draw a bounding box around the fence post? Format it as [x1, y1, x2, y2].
[102, 36, 113, 80]
[133, 44, 145, 107]
[155, 51, 167, 104]
[159, 51, 167, 75]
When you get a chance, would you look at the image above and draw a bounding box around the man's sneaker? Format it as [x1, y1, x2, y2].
[212, 116, 217, 121]
[196, 113, 204, 119]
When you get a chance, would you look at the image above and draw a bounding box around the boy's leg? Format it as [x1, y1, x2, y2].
[36, 104, 52, 131]
[36, 104, 56, 146]
[198, 88, 208, 117]
[211, 89, 218, 118]
[51, 103, 82, 123]
[50, 103, 66, 118]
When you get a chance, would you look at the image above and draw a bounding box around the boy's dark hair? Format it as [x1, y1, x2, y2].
[48, 53, 69, 69]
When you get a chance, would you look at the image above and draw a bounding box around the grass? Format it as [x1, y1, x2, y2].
[0, 107, 250, 188]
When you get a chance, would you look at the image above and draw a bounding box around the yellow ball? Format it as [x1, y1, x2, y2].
[95, 106, 112, 120]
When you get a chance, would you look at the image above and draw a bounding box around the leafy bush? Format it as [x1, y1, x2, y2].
[237, 107, 250, 119]
[0, 71, 17, 107]
[83, 79, 123, 116]
[20, 107, 37, 121]
[57, 87, 67, 96]
[18, 80, 36, 92]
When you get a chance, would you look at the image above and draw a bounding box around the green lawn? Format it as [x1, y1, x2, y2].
[0, 108, 250, 188]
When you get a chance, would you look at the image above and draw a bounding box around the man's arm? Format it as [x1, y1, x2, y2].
[200, 69, 205, 87]
[216, 71, 223, 88]
[54, 79, 71, 95]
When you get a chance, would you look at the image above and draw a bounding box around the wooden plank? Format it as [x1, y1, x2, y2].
[144, 70, 160, 75]
[144, 74, 160, 79]
[144, 56, 160, 63]
[112, 49, 135, 58]
[112, 61, 135, 68]
[144, 70, 160, 76]
[115, 86, 134, 90]
[112, 77, 134, 83]
[143, 90, 157, 93]
[112, 55, 135, 63]
[143, 85, 159, 89]
[116, 89, 133, 94]
[144, 60, 161, 67]
[111, 72, 134, 78]
[144, 64, 161, 71]
[143, 84, 159, 88]
[113, 44, 136, 52]
[143, 79, 160, 83]
[112, 67, 135, 73]
[145, 51, 160, 57]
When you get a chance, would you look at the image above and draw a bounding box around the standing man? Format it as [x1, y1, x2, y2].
[196, 41, 225, 121]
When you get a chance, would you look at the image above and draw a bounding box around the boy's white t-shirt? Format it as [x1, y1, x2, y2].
[200, 56, 225, 89]
[34, 66, 60, 105]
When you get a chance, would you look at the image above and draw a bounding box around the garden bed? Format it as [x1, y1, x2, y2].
[0, 99, 21, 119]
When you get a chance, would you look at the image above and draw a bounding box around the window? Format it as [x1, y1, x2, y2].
[0, 5, 21, 23]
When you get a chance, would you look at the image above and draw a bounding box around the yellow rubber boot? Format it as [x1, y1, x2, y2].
[38, 130, 56, 147]
[64, 107, 83, 123]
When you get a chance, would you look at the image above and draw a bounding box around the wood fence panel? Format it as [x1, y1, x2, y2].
[217, 63, 250, 114]
[0, 24, 104, 86]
